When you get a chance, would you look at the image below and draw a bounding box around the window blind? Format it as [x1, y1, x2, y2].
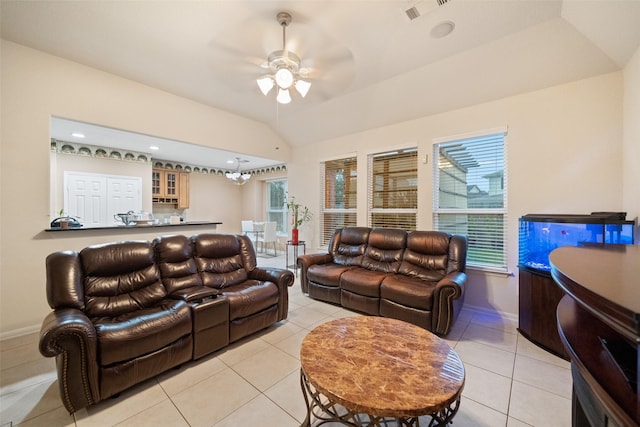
[320, 157, 357, 245]
[368, 149, 417, 230]
[433, 132, 508, 271]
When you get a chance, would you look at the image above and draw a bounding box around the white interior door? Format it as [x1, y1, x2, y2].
[107, 177, 142, 221]
[65, 172, 142, 227]
[65, 172, 107, 227]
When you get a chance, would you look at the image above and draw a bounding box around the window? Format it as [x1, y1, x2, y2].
[320, 157, 357, 245]
[267, 179, 287, 233]
[368, 148, 417, 230]
[433, 130, 508, 271]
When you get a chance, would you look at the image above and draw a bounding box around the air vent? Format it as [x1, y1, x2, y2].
[405, 0, 452, 21]
[405, 7, 420, 20]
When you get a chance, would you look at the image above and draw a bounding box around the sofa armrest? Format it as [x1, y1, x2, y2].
[169, 286, 219, 302]
[39, 308, 100, 413]
[432, 272, 467, 335]
[297, 253, 333, 294]
[248, 267, 295, 321]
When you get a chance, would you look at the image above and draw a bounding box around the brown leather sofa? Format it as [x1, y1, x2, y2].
[39, 233, 294, 413]
[297, 227, 467, 335]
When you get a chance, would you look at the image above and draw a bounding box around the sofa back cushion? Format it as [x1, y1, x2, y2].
[79, 241, 166, 318]
[153, 235, 203, 294]
[329, 227, 370, 266]
[398, 231, 452, 282]
[192, 234, 255, 289]
[361, 228, 406, 273]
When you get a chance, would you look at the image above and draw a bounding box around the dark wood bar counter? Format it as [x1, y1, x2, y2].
[550, 245, 640, 427]
[45, 221, 222, 232]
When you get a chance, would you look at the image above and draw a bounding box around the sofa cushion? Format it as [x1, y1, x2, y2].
[361, 228, 406, 273]
[329, 227, 370, 266]
[340, 267, 387, 297]
[398, 231, 451, 282]
[308, 264, 353, 287]
[221, 281, 280, 320]
[380, 274, 435, 311]
[80, 241, 166, 317]
[154, 235, 203, 294]
[192, 234, 249, 289]
[94, 299, 192, 366]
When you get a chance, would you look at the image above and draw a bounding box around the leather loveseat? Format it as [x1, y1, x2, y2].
[39, 233, 293, 413]
[297, 227, 467, 335]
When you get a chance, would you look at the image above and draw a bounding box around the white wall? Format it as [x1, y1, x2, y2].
[0, 41, 289, 336]
[623, 46, 640, 242]
[289, 71, 625, 316]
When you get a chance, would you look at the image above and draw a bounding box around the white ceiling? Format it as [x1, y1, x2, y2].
[3, 0, 640, 164]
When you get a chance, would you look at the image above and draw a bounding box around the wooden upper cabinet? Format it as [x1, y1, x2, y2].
[177, 172, 189, 209]
[152, 169, 189, 207]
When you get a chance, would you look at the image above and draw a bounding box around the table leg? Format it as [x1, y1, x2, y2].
[299, 369, 431, 427]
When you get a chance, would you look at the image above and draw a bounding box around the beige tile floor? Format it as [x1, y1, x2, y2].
[0, 252, 572, 427]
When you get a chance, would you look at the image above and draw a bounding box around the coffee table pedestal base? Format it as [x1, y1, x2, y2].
[300, 370, 460, 427]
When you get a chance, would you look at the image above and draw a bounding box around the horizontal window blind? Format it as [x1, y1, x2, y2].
[433, 132, 508, 271]
[320, 157, 357, 245]
[368, 149, 417, 231]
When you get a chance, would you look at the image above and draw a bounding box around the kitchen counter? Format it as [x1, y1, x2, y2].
[46, 221, 222, 232]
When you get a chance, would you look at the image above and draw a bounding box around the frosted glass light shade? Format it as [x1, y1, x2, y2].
[257, 77, 275, 95]
[277, 88, 291, 104]
[275, 68, 294, 89]
[295, 79, 311, 97]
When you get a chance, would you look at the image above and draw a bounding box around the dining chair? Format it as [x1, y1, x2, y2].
[241, 220, 254, 233]
[241, 220, 256, 244]
[258, 221, 278, 256]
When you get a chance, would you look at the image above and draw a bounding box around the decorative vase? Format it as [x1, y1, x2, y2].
[291, 228, 299, 245]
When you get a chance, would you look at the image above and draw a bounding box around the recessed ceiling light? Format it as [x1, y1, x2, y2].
[227, 160, 235, 164]
[71, 132, 85, 138]
[149, 146, 159, 150]
[431, 21, 455, 39]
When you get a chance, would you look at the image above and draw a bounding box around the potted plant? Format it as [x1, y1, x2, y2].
[52, 209, 81, 230]
[285, 196, 311, 244]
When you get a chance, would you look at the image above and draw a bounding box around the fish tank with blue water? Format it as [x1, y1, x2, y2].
[518, 212, 635, 273]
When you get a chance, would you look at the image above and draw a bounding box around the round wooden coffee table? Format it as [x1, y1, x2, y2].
[299, 316, 465, 427]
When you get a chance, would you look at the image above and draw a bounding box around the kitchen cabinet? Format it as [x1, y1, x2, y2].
[152, 169, 189, 208]
[178, 172, 189, 209]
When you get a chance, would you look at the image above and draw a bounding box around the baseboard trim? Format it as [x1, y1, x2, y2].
[462, 303, 518, 322]
[0, 324, 40, 341]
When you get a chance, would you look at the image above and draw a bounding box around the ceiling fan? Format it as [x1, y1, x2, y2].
[256, 12, 311, 104]
[207, 10, 356, 104]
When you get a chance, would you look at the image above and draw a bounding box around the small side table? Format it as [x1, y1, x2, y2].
[285, 240, 305, 277]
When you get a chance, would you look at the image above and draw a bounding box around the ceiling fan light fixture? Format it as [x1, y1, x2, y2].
[257, 12, 311, 104]
[276, 88, 292, 104]
[257, 76, 275, 95]
[275, 68, 294, 89]
[295, 79, 311, 97]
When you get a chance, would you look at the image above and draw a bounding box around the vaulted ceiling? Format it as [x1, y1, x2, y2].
[3, 0, 640, 152]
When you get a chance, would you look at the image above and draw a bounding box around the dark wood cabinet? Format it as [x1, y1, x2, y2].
[518, 268, 569, 360]
[551, 246, 639, 427]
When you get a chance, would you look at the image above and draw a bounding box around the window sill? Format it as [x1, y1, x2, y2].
[467, 266, 514, 277]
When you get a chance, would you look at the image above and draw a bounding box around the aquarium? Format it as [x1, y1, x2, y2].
[518, 212, 635, 272]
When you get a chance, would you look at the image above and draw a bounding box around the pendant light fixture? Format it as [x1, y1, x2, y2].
[226, 157, 252, 185]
